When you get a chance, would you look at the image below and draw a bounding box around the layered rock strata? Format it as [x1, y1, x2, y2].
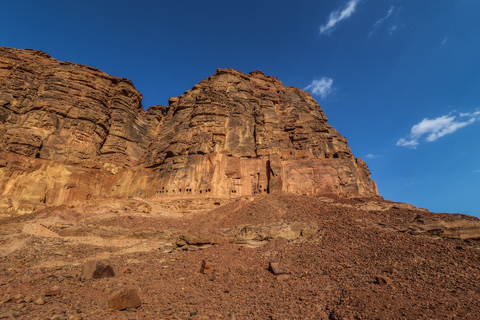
[0, 47, 378, 214]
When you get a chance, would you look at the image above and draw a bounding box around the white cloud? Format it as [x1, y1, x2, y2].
[388, 25, 398, 34]
[460, 110, 480, 117]
[304, 78, 334, 98]
[396, 138, 419, 148]
[397, 111, 480, 148]
[365, 154, 378, 159]
[375, 6, 394, 27]
[369, 6, 394, 36]
[319, 0, 360, 36]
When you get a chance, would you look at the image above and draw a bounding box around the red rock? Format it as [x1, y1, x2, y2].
[268, 261, 290, 275]
[0, 47, 379, 215]
[0, 294, 11, 304]
[200, 260, 215, 274]
[81, 260, 115, 279]
[108, 288, 141, 310]
[44, 285, 61, 296]
[375, 275, 393, 285]
[276, 274, 291, 281]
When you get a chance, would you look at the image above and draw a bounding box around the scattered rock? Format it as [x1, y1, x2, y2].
[81, 260, 115, 279]
[268, 261, 290, 275]
[200, 260, 216, 274]
[0, 294, 11, 304]
[276, 274, 291, 281]
[121, 267, 132, 274]
[375, 275, 393, 285]
[34, 297, 45, 305]
[24, 296, 33, 303]
[45, 285, 61, 296]
[108, 288, 142, 310]
[0, 312, 12, 319]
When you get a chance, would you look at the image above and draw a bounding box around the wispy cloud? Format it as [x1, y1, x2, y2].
[388, 25, 398, 35]
[365, 154, 378, 159]
[397, 111, 480, 148]
[369, 6, 394, 36]
[319, 0, 361, 36]
[304, 77, 334, 98]
[441, 37, 448, 45]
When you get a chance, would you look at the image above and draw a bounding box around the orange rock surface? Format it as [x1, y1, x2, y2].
[0, 47, 378, 214]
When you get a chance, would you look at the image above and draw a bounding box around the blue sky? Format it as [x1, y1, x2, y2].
[1, 0, 479, 217]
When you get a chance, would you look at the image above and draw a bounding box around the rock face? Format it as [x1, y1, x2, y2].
[0, 47, 378, 214]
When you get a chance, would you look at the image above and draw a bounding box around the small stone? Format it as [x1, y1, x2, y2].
[162, 245, 174, 253]
[53, 249, 66, 256]
[45, 285, 61, 296]
[268, 261, 290, 275]
[34, 297, 45, 305]
[276, 274, 291, 281]
[24, 295, 33, 303]
[384, 266, 398, 274]
[375, 275, 393, 285]
[121, 267, 132, 274]
[200, 260, 215, 274]
[0, 312, 13, 319]
[0, 294, 11, 304]
[13, 294, 22, 300]
[81, 260, 115, 279]
[108, 288, 141, 310]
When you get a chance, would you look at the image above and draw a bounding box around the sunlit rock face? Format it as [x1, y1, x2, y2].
[0, 47, 378, 214]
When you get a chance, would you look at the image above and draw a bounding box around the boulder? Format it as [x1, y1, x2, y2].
[268, 261, 290, 275]
[108, 288, 141, 310]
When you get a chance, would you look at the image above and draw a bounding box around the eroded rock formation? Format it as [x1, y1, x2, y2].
[0, 47, 378, 214]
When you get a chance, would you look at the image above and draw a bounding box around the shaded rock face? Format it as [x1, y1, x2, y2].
[0, 47, 378, 214]
[0, 47, 159, 167]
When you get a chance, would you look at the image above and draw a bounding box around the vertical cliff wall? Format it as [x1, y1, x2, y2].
[0, 47, 378, 214]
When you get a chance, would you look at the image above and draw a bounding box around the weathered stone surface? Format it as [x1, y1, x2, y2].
[145, 68, 378, 199]
[0, 47, 152, 166]
[0, 47, 379, 214]
[404, 217, 480, 240]
[108, 287, 141, 310]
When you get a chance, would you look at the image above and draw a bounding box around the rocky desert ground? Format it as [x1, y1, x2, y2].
[2, 193, 480, 319]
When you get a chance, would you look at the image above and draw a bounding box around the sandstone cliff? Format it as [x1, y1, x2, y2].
[0, 47, 378, 214]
